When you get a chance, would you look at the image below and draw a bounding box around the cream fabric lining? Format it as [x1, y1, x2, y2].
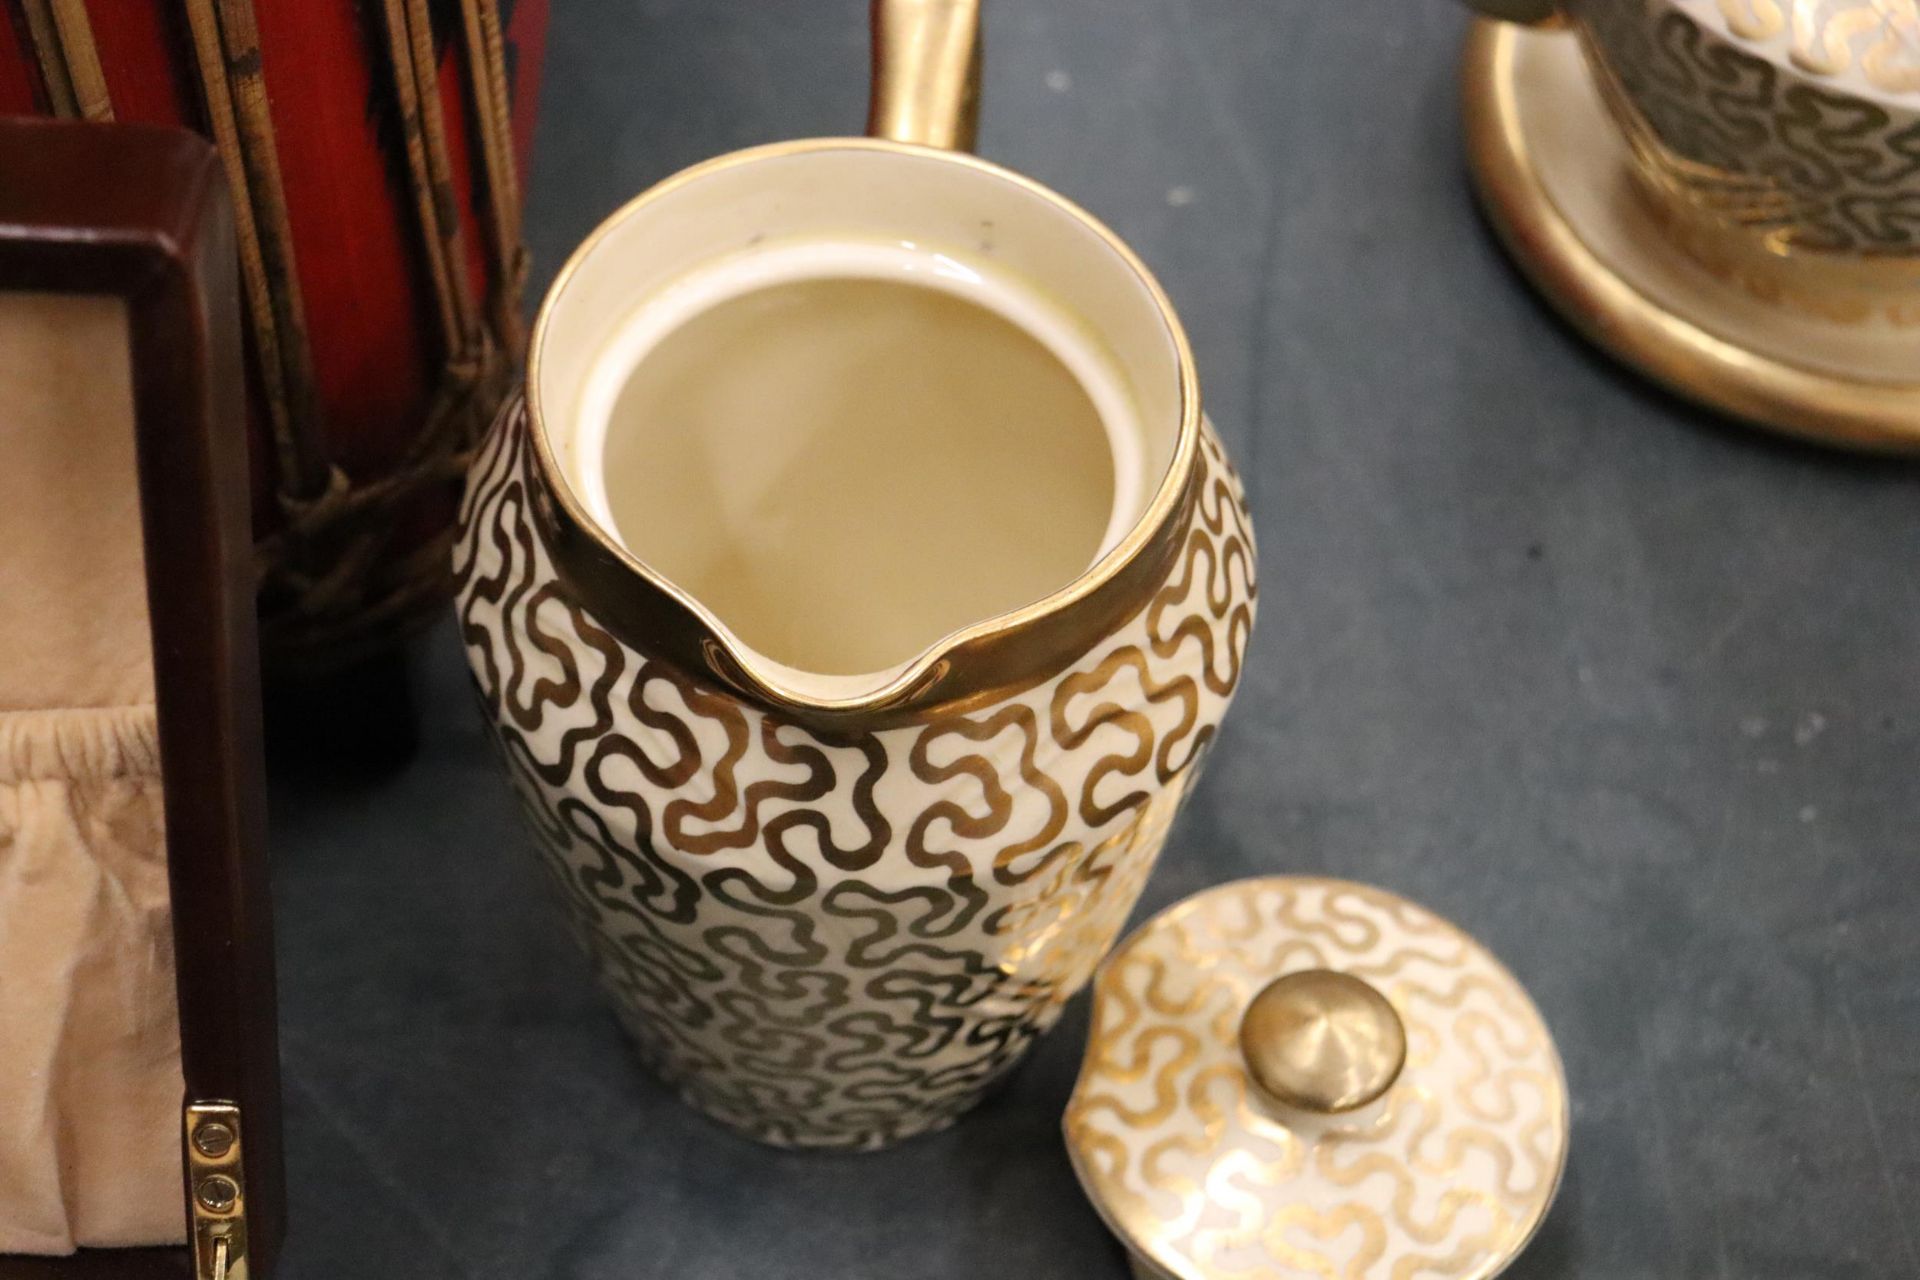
[0, 292, 187, 1253]
[0, 706, 185, 1252]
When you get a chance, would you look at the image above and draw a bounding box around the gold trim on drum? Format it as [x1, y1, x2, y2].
[1463, 19, 1920, 453]
[524, 137, 1204, 728]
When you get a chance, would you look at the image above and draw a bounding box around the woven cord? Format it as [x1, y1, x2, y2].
[14, 0, 525, 673]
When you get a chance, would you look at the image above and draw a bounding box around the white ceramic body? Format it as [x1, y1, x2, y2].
[453, 141, 1258, 1149]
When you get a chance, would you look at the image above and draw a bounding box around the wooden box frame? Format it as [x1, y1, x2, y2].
[0, 117, 284, 1279]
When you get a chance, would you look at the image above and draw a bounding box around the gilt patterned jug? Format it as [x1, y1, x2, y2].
[454, 0, 1257, 1150]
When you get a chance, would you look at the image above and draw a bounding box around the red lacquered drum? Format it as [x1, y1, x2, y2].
[0, 0, 547, 674]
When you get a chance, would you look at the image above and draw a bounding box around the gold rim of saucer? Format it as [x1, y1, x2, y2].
[1461, 19, 1920, 455]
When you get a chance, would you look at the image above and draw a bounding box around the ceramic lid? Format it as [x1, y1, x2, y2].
[1064, 877, 1569, 1280]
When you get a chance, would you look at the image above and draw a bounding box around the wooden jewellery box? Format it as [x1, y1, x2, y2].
[0, 118, 283, 1279]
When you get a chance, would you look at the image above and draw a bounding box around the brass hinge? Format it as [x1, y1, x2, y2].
[185, 1101, 249, 1280]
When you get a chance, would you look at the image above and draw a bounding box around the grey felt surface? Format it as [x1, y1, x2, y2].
[270, 2, 1920, 1277]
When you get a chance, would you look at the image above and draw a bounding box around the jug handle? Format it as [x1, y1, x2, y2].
[867, 0, 982, 152]
[1455, 0, 1560, 21]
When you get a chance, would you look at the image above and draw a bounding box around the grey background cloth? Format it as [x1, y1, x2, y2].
[270, 2, 1920, 1276]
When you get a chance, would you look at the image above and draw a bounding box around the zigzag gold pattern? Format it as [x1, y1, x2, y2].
[1065, 878, 1567, 1280]
[453, 398, 1256, 1149]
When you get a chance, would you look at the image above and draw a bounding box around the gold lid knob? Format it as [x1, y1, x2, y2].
[1238, 969, 1407, 1114]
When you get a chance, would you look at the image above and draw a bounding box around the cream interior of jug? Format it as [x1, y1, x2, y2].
[596, 257, 1128, 677]
[0, 291, 187, 1253]
[535, 143, 1189, 705]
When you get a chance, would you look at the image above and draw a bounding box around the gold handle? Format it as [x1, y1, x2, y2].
[867, 0, 982, 152]
[1457, 0, 1560, 21]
